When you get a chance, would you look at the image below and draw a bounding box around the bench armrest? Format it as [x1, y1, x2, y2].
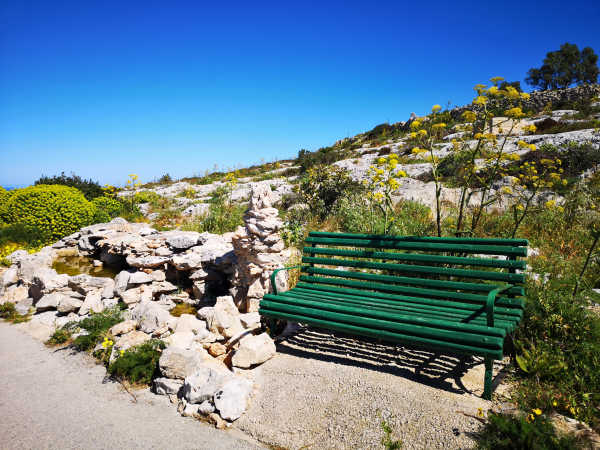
[486, 284, 513, 327]
[270, 265, 309, 295]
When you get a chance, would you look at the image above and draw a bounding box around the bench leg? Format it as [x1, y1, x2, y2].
[483, 357, 493, 400]
[268, 318, 277, 338]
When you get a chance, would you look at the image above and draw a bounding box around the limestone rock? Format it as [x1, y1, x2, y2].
[154, 377, 184, 395]
[15, 297, 33, 316]
[1, 286, 29, 305]
[163, 330, 196, 349]
[110, 320, 137, 336]
[198, 400, 215, 415]
[57, 296, 83, 314]
[232, 333, 276, 368]
[170, 253, 203, 270]
[35, 292, 66, 311]
[79, 290, 103, 315]
[182, 363, 234, 404]
[206, 310, 245, 339]
[214, 377, 254, 421]
[2, 267, 19, 286]
[159, 346, 206, 380]
[175, 314, 207, 334]
[239, 312, 260, 328]
[128, 271, 153, 285]
[214, 295, 239, 316]
[131, 301, 176, 334]
[166, 234, 199, 250]
[126, 255, 170, 269]
[114, 330, 150, 351]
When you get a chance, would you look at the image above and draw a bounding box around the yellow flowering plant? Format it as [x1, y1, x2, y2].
[408, 78, 532, 236]
[510, 157, 566, 238]
[363, 154, 407, 234]
[124, 174, 143, 212]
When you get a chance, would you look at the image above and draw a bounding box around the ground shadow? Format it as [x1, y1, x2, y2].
[276, 325, 488, 396]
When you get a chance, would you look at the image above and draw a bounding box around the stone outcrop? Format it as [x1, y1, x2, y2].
[230, 183, 291, 313]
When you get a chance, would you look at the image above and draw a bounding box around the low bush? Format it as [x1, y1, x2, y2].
[3, 185, 98, 242]
[534, 118, 599, 135]
[92, 196, 126, 221]
[107, 340, 166, 385]
[296, 147, 350, 173]
[475, 411, 590, 449]
[61, 306, 125, 351]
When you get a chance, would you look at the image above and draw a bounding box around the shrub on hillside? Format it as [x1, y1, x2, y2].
[92, 196, 125, 220]
[3, 185, 98, 242]
[35, 172, 104, 201]
[296, 147, 349, 173]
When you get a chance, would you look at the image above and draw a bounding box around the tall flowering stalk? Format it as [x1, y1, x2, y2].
[125, 174, 142, 212]
[364, 154, 407, 235]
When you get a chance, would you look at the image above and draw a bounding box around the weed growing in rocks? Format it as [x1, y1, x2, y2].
[107, 339, 166, 385]
[0, 302, 31, 323]
[46, 327, 73, 347]
[60, 305, 125, 351]
[377, 411, 403, 449]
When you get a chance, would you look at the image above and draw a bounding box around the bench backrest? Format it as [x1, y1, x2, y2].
[299, 231, 528, 314]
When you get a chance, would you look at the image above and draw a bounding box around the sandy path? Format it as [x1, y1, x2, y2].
[0, 321, 263, 450]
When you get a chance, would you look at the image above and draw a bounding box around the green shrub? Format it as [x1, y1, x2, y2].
[35, 172, 104, 201]
[296, 147, 350, 173]
[297, 165, 361, 219]
[46, 328, 73, 347]
[92, 196, 125, 220]
[534, 118, 599, 135]
[63, 306, 125, 351]
[0, 223, 51, 250]
[0, 186, 13, 224]
[475, 411, 589, 449]
[133, 191, 160, 204]
[107, 340, 167, 385]
[4, 185, 98, 242]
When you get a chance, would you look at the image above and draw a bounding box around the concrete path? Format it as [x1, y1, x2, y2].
[0, 322, 263, 450]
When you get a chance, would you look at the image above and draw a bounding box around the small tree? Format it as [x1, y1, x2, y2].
[525, 43, 599, 90]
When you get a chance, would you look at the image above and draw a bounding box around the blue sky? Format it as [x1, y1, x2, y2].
[1, 0, 599, 187]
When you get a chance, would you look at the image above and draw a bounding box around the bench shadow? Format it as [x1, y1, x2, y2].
[275, 326, 486, 396]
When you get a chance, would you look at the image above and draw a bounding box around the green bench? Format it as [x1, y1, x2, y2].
[259, 231, 528, 400]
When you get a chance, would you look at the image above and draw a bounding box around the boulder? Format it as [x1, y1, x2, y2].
[126, 255, 170, 269]
[40, 273, 70, 293]
[68, 274, 93, 294]
[166, 235, 199, 250]
[163, 331, 196, 349]
[110, 320, 137, 336]
[114, 330, 150, 351]
[232, 333, 276, 368]
[57, 296, 83, 314]
[113, 270, 132, 297]
[182, 363, 234, 404]
[15, 297, 33, 316]
[2, 267, 19, 286]
[175, 314, 207, 334]
[239, 312, 260, 328]
[0, 286, 29, 305]
[198, 400, 215, 415]
[206, 311, 245, 339]
[214, 295, 239, 316]
[214, 377, 254, 421]
[128, 271, 154, 285]
[35, 292, 66, 311]
[151, 271, 166, 282]
[79, 290, 103, 315]
[131, 301, 176, 334]
[159, 346, 206, 380]
[170, 253, 203, 270]
[154, 377, 183, 395]
[101, 279, 116, 299]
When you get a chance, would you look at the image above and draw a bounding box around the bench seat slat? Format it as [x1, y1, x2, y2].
[261, 301, 504, 351]
[302, 256, 526, 284]
[309, 231, 528, 247]
[302, 267, 525, 297]
[305, 237, 528, 257]
[297, 280, 524, 312]
[263, 294, 507, 338]
[259, 309, 505, 360]
[285, 289, 520, 332]
[303, 247, 527, 270]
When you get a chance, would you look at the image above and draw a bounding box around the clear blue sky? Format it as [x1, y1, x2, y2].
[1, 0, 599, 188]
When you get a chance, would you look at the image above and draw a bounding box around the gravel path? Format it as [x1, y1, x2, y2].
[236, 327, 501, 450]
[0, 321, 262, 450]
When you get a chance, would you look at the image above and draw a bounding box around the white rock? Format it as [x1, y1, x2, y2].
[206, 310, 245, 339]
[57, 296, 83, 313]
[163, 330, 196, 349]
[182, 363, 234, 404]
[166, 235, 199, 250]
[15, 297, 33, 315]
[170, 253, 203, 270]
[30, 310, 60, 326]
[14, 321, 55, 342]
[131, 301, 176, 334]
[154, 377, 183, 395]
[2, 267, 19, 286]
[159, 346, 206, 380]
[214, 377, 254, 421]
[110, 320, 137, 335]
[175, 314, 207, 334]
[79, 290, 103, 315]
[151, 270, 166, 282]
[114, 330, 150, 351]
[102, 297, 119, 308]
[198, 400, 215, 415]
[214, 295, 239, 316]
[129, 272, 154, 285]
[1, 286, 30, 305]
[239, 312, 260, 328]
[126, 255, 170, 269]
[232, 333, 276, 368]
[101, 279, 115, 299]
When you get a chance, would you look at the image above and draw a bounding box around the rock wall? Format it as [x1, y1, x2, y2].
[450, 84, 600, 121]
[230, 183, 291, 313]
